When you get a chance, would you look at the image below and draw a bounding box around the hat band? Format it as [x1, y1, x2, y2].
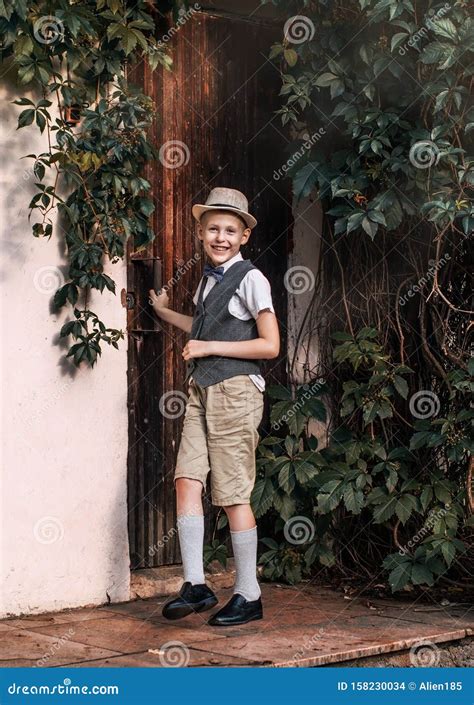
[207, 203, 245, 210]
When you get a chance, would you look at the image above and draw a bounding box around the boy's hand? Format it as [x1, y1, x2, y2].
[149, 288, 169, 310]
[182, 339, 212, 360]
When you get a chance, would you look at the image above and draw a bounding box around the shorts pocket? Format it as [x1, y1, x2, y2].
[219, 375, 249, 398]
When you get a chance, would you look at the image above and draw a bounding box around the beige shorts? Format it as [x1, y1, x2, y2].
[174, 374, 265, 506]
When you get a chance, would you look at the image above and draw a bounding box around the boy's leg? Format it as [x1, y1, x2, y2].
[225, 504, 261, 602]
[205, 376, 265, 625]
[176, 478, 205, 586]
[162, 381, 218, 620]
[162, 477, 218, 619]
[173, 378, 210, 587]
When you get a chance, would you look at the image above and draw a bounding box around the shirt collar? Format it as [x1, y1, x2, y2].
[220, 251, 243, 272]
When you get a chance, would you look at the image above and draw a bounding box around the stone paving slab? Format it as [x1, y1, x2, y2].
[0, 627, 122, 667]
[190, 618, 468, 668]
[1, 608, 116, 631]
[371, 605, 474, 631]
[63, 649, 264, 668]
[1, 583, 472, 668]
[272, 629, 469, 668]
[20, 614, 231, 655]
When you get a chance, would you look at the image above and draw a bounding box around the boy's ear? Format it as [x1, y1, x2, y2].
[241, 228, 251, 244]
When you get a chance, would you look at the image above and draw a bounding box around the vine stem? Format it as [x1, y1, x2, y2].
[467, 456, 474, 516]
[395, 276, 414, 365]
[392, 519, 403, 551]
[427, 223, 473, 314]
[330, 224, 354, 337]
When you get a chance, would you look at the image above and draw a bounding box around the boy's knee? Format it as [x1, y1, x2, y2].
[223, 503, 249, 515]
[175, 477, 203, 499]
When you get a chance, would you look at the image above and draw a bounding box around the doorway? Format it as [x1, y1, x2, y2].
[126, 8, 292, 568]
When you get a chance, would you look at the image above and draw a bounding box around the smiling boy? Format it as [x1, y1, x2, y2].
[149, 187, 279, 626]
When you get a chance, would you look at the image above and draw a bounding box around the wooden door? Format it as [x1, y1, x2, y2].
[127, 10, 292, 569]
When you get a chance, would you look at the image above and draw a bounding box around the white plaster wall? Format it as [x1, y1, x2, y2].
[0, 68, 130, 616]
[287, 192, 323, 383]
[288, 193, 331, 444]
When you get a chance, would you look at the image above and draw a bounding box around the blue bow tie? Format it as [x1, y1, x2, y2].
[203, 263, 225, 283]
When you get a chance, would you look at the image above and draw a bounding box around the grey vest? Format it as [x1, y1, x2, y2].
[185, 259, 262, 388]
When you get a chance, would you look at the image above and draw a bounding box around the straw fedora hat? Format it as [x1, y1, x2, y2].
[192, 187, 257, 230]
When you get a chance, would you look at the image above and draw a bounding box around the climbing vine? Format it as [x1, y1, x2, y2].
[0, 0, 181, 365]
[246, 0, 473, 593]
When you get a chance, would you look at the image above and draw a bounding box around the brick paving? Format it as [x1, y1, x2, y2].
[1, 583, 472, 667]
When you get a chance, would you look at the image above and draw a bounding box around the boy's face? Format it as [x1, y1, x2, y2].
[197, 210, 251, 265]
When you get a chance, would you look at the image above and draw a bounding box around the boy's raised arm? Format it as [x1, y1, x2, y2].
[149, 289, 193, 334]
[182, 309, 280, 362]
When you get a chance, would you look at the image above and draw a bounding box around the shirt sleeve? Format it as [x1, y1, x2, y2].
[236, 270, 275, 320]
[192, 277, 205, 305]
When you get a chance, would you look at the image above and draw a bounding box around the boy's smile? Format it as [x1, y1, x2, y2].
[197, 210, 251, 266]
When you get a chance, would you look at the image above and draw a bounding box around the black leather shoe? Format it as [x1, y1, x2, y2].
[208, 593, 263, 626]
[162, 582, 218, 620]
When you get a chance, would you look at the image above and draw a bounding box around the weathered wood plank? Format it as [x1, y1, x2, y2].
[127, 11, 291, 567]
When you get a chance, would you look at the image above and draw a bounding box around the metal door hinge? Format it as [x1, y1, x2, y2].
[121, 289, 135, 309]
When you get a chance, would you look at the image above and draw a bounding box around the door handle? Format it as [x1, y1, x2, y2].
[129, 256, 163, 334]
[153, 257, 162, 295]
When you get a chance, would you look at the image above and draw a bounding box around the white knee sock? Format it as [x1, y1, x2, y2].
[177, 514, 205, 585]
[231, 526, 261, 601]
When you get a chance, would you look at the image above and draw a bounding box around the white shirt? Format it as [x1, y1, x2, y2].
[189, 251, 275, 391]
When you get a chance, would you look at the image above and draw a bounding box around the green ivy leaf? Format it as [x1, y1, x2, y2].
[284, 48, 298, 66]
[395, 494, 417, 524]
[411, 563, 434, 586]
[388, 560, 412, 591]
[343, 484, 365, 514]
[393, 375, 409, 399]
[315, 72, 338, 87]
[17, 109, 35, 128]
[251, 476, 274, 518]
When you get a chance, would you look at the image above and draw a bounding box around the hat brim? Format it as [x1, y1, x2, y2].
[192, 204, 257, 230]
